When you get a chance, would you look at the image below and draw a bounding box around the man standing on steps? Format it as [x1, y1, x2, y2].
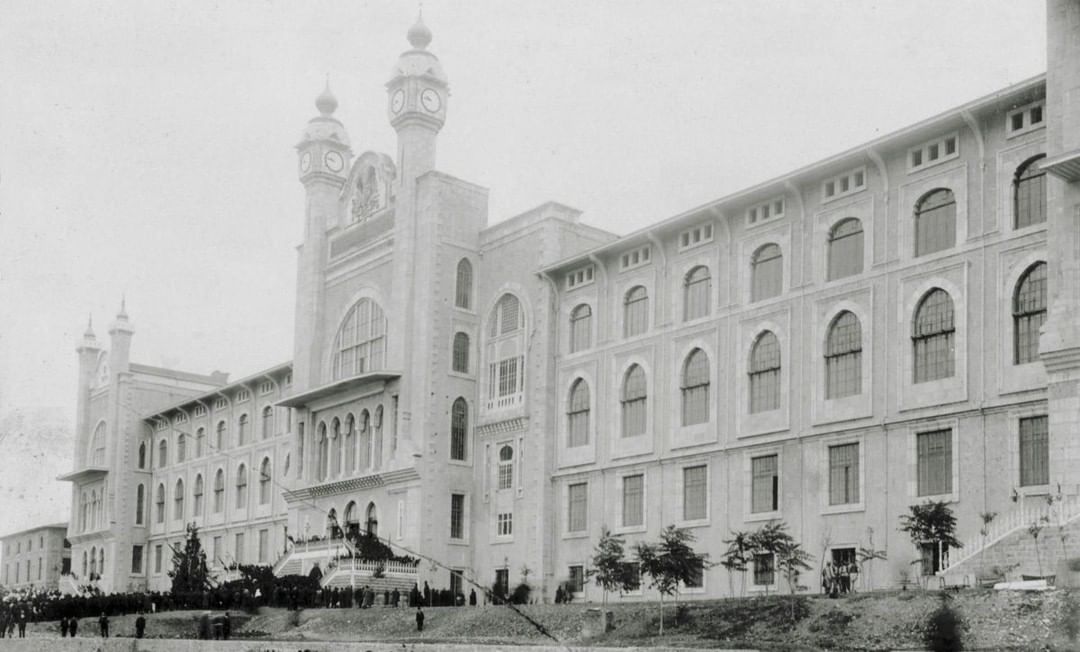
[415, 606, 424, 632]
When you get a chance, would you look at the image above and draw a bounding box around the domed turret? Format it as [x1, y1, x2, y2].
[391, 17, 447, 84]
[299, 80, 351, 148]
[407, 16, 432, 49]
[315, 82, 339, 117]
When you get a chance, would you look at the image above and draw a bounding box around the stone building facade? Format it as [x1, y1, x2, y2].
[1, 523, 70, 591]
[61, 2, 1080, 598]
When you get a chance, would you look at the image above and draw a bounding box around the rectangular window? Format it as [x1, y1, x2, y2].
[450, 569, 464, 598]
[621, 474, 644, 527]
[1019, 416, 1049, 487]
[1007, 100, 1046, 137]
[259, 381, 273, 395]
[828, 443, 860, 505]
[194, 405, 207, 417]
[908, 132, 960, 172]
[497, 512, 513, 537]
[917, 429, 953, 497]
[682, 465, 707, 521]
[258, 529, 269, 563]
[567, 482, 587, 533]
[450, 493, 465, 540]
[495, 568, 509, 597]
[568, 565, 584, 594]
[213, 536, 222, 565]
[154, 545, 163, 574]
[234, 533, 245, 564]
[746, 197, 785, 225]
[753, 553, 775, 586]
[751, 454, 779, 513]
[131, 545, 144, 574]
[685, 560, 704, 589]
[678, 223, 714, 251]
[822, 166, 867, 201]
[236, 389, 250, 402]
[620, 246, 651, 271]
[620, 562, 641, 592]
[566, 265, 595, 290]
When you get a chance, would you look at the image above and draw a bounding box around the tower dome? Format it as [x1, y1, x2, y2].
[391, 17, 447, 84]
[300, 80, 351, 147]
[315, 82, 339, 116]
[407, 16, 432, 50]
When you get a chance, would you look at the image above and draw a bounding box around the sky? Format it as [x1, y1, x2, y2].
[0, 0, 1047, 429]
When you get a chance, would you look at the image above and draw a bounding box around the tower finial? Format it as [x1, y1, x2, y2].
[315, 78, 339, 117]
[118, 294, 128, 320]
[407, 12, 432, 50]
[84, 314, 95, 338]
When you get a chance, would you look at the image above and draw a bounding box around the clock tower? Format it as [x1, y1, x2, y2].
[387, 16, 448, 181]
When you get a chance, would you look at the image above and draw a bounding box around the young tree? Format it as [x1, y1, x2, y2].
[168, 523, 211, 595]
[747, 522, 790, 597]
[586, 527, 632, 605]
[720, 530, 752, 597]
[634, 525, 710, 635]
[898, 501, 962, 587]
[856, 528, 888, 592]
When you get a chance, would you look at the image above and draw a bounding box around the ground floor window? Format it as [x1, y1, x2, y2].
[450, 569, 464, 601]
[131, 545, 143, 574]
[753, 553, 775, 586]
[494, 568, 509, 600]
[568, 564, 585, 594]
[620, 562, 641, 592]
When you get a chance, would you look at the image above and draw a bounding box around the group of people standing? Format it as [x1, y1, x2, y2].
[822, 559, 859, 596]
[0, 608, 28, 638]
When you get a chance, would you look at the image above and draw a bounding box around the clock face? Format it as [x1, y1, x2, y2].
[420, 88, 441, 113]
[324, 151, 344, 173]
[391, 89, 405, 114]
[299, 151, 312, 173]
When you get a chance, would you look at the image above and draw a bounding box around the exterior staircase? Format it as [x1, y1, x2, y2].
[269, 536, 417, 591]
[939, 494, 1080, 584]
[58, 574, 80, 595]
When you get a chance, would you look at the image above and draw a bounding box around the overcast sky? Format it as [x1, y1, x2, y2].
[0, 1, 1047, 422]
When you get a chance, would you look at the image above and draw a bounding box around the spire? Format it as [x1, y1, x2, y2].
[117, 295, 128, 321]
[315, 77, 338, 117]
[84, 314, 95, 338]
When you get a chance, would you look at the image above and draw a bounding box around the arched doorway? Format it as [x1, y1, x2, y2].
[344, 501, 360, 540]
[326, 508, 340, 539]
[365, 502, 378, 538]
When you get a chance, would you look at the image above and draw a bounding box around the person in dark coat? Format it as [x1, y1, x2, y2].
[60, 616, 69, 637]
[409, 584, 420, 607]
[198, 612, 211, 640]
[0, 610, 7, 638]
[391, 588, 400, 607]
[135, 613, 146, 638]
[469, 589, 477, 606]
[98, 612, 109, 638]
[17, 610, 28, 638]
[69, 616, 78, 637]
[422, 581, 431, 607]
[415, 606, 424, 632]
[222, 612, 231, 640]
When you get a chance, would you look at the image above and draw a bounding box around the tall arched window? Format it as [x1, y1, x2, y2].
[235, 464, 248, 509]
[486, 294, 527, 410]
[137, 441, 146, 469]
[912, 288, 956, 383]
[749, 331, 781, 413]
[366, 503, 379, 537]
[261, 406, 273, 440]
[344, 414, 356, 475]
[89, 546, 96, 577]
[452, 332, 470, 373]
[193, 474, 204, 516]
[1014, 262, 1047, 364]
[174, 479, 184, 520]
[259, 458, 272, 505]
[177, 433, 186, 463]
[621, 364, 648, 437]
[330, 418, 342, 477]
[373, 406, 384, 469]
[213, 469, 225, 513]
[569, 304, 592, 353]
[135, 484, 145, 526]
[80, 493, 87, 531]
[237, 414, 249, 446]
[332, 298, 387, 380]
[681, 349, 710, 426]
[358, 411, 371, 470]
[825, 311, 863, 398]
[498, 445, 514, 490]
[1015, 155, 1047, 229]
[751, 244, 783, 302]
[567, 379, 590, 447]
[215, 421, 226, 451]
[623, 286, 649, 337]
[455, 258, 473, 309]
[158, 438, 167, 468]
[82, 550, 87, 577]
[317, 423, 329, 481]
[450, 398, 468, 461]
[155, 484, 165, 524]
[344, 501, 359, 538]
[914, 189, 956, 256]
[684, 266, 711, 321]
[91, 490, 99, 529]
[195, 428, 205, 458]
[99, 549, 105, 577]
[828, 218, 864, 280]
[489, 294, 523, 337]
[89, 422, 106, 466]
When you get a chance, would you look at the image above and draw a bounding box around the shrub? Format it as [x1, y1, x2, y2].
[510, 582, 531, 605]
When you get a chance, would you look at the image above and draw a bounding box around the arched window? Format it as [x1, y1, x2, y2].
[262, 406, 274, 440]
[621, 364, 648, 437]
[193, 474, 204, 516]
[89, 546, 96, 577]
[317, 422, 329, 481]
[344, 501, 359, 539]
[213, 469, 225, 513]
[751, 244, 783, 301]
[1014, 262, 1047, 364]
[98, 548, 105, 578]
[89, 422, 106, 466]
[215, 421, 226, 451]
[332, 298, 387, 380]
[177, 433, 186, 463]
[135, 484, 145, 526]
[749, 331, 781, 413]
[326, 508, 339, 538]
[174, 478, 184, 520]
[828, 218, 864, 280]
[914, 189, 956, 256]
[450, 398, 468, 461]
[155, 483, 165, 524]
[452, 332, 470, 373]
[623, 286, 649, 337]
[330, 418, 342, 478]
[158, 439, 167, 468]
[567, 379, 590, 447]
[344, 414, 356, 475]
[195, 428, 205, 458]
[498, 445, 514, 490]
[1015, 155, 1047, 229]
[82, 551, 87, 577]
[569, 304, 592, 353]
[358, 411, 371, 470]
[366, 503, 379, 537]
[80, 493, 87, 531]
[489, 294, 524, 337]
[235, 464, 248, 509]
[825, 311, 863, 398]
[237, 414, 249, 446]
[374, 405, 385, 468]
[681, 349, 710, 426]
[684, 266, 711, 321]
[137, 441, 146, 469]
[912, 288, 956, 383]
[455, 258, 473, 309]
[259, 458, 272, 505]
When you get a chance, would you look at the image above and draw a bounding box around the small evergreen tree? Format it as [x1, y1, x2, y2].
[586, 527, 632, 604]
[634, 525, 710, 635]
[168, 523, 211, 595]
